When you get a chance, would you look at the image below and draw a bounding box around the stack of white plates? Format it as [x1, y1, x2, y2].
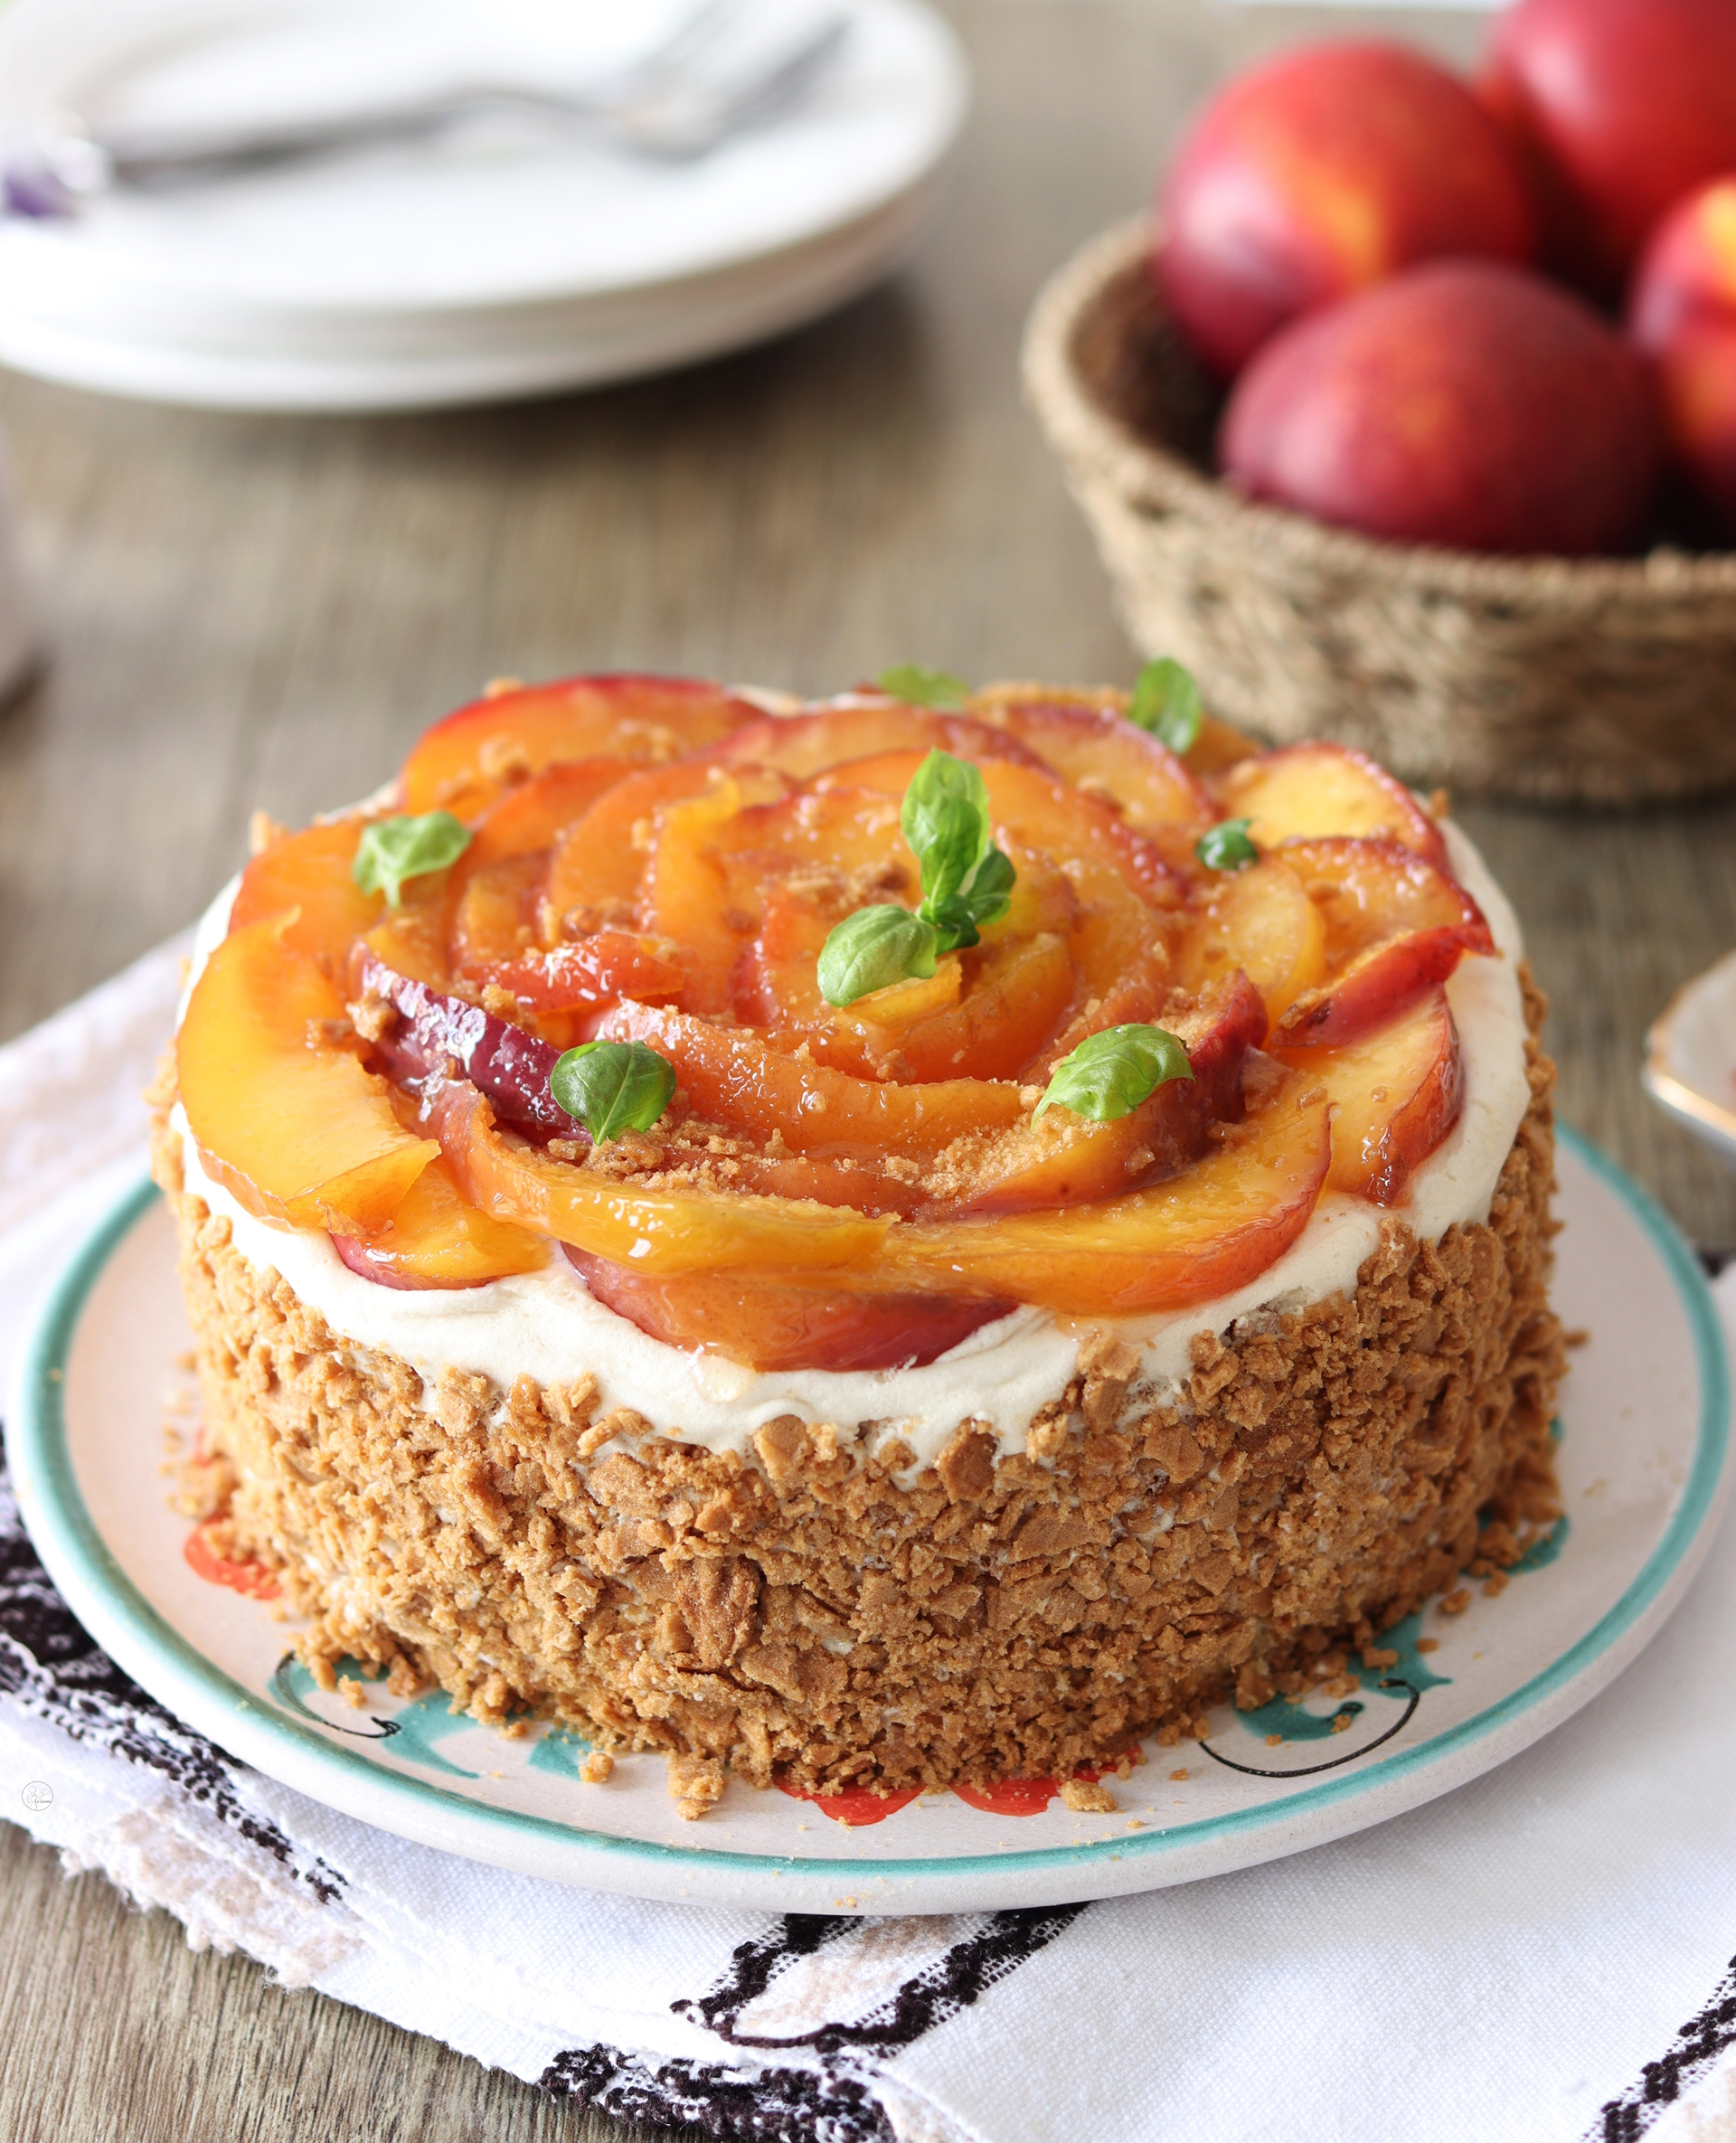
[0, 0, 967, 411]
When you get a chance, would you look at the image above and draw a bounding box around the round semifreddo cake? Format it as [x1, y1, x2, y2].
[156, 673, 1564, 1817]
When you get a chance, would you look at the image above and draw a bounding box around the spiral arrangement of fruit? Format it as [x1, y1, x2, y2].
[176, 672, 1494, 1375]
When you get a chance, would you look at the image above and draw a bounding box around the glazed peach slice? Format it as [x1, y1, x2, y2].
[958, 971, 1267, 1215]
[642, 772, 790, 1017]
[430, 1081, 891, 1274]
[824, 751, 1180, 905]
[1277, 987, 1462, 1205]
[564, 1252, 1012, 1372]
[180, 915, 439, 1232]
[400, 674, 760, 820]
[971, 680, 1259, 779]
[710, 703, 1047, 781]
[458, 756, 633, 875]
[881, 1081, 1333, 1314]
[229, 819, 382, 970]
[467, 936, 686, 1017]
[333, 1154, 551, 1289]
[1213, 742, 1448, 869]
[743, 858, 1078, 1084]
[1176, 854, 1325, 1027]
[596, 1002, 1028, 1157]
[970, 697, 1215, 835]
[1270, 838, 1495, 1052]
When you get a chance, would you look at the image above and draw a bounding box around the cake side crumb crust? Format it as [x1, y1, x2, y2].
[155, 974, 1564, 1814]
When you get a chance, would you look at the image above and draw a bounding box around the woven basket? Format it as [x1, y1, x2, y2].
[1023, 218, 1736, 807]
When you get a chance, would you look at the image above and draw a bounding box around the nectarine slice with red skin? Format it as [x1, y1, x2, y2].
[230, 819, 382, 971]
[1177, 854, 1326, 1026]
[401, 675, 760, 820]
[880, 1082, 1333, 1313]
[430, 1081, 892, 1275]
[465, 934, 686, 1016]
[643, 772, 788, 1018]
[354, 950, 579, 1135]
[1277, 987, 1462, 1204]
[333, 1154, 551, 1289]
[957, 971, 1267, 1215]
[564, 1250, 1013, 1371]
[180, 915, 439, 1234]
[1270, 837, 1494, 1050]
[1213, 743, 1448, 869]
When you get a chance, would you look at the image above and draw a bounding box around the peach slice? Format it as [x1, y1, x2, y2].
[957, 971, 1267, 1215]
[431, 1081, 891, 1274]
[1213, 742, 1448, 868]
[1277, 987, 1462, 1204]
[400, 674, 760, 820]
[333, 1155, 552, 1289]
[565, 1251, 1012, 1371]
[644, 772, 788, 1017]
[818, 751, 1181, 906]
[458, 756, 634, 875]
[969, 696, 1215, 834]
[711, 703, 1047, 780]
[881, 1081, 1332, 1312]
[181, 915, 439, 1232]
[466, 935, 686, 1016]
[596, 1001, 1028, 1157]
[230, 820, 382, 971]
[1176, 854, 1326, 1026]
[1270, 837, 1495, 1050]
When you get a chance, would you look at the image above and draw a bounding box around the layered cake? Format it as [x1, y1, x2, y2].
[155, 672, 1563, 1817]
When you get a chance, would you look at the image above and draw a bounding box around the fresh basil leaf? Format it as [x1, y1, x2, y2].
[1194, 817, 1259, 872]
[901, 750, 993, 910]
[1034, 1024, 1194, 1122]
[928, 845, 1016, 952]
[352, 811, 472, 908]
[550, 1041, 676, 1141]
[877, 664, 969, 712]
[818, 905, 939, 1006]
[1127, 656, 1203, 756]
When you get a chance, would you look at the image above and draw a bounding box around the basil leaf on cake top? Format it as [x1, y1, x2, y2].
[819, 750, 1017, 1005]
[353, 811, 472, 908]
[1195, 817, 1259, 872]
[876, 664, 969, 712]
[551, 1041, 676, 1142]
[817, 905, 940, 1008]
[1127, 656, 1203, 757]
[1035, 1024, 1195, 1122]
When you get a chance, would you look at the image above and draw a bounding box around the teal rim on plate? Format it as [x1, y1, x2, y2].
[6, 1122, 1731, 1890]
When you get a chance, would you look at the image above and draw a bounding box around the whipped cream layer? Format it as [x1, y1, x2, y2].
[176, 821, 1529, 1467]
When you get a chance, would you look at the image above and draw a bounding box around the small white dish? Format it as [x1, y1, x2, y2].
[0, 0, 967, 410]
[5, 1128, 1729, 1913]
[1645, 950, 1736, 1174]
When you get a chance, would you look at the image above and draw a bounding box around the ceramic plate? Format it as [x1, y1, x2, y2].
[6, 1128, 1729, 1913]
[0, 0, 966, 409]
[1646, 949, 1736, 1174]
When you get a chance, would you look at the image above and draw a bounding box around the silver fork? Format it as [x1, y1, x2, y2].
[4, 0, 850, 216]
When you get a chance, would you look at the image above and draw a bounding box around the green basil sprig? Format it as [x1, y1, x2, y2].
[352, 811, 472, 908]
[876, 663, 969, 712]
[1034, 1024, 1194, 1122]
[1127, 656, 1203, 756]
[817, 751, 1016, 1007]
[1195, 817, 1259, 872]
[550, 1041, 676, 1142]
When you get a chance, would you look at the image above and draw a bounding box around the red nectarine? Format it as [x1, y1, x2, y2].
[1220, 260, 1659, 554]
[1629, 176, 1736, 538]
[1482, 0, 1736, 297]
[1158, 40, 1536, 378]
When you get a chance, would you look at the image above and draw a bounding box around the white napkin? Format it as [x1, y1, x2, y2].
[3, 939, 1735, 2143]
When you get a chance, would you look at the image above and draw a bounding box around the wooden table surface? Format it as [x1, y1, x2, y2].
[3, 4, 1734, 2138]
